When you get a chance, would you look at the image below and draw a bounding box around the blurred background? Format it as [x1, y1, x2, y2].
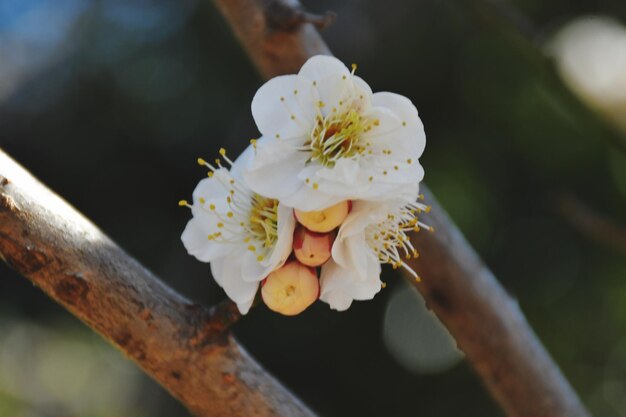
[1, 0, 626, 416]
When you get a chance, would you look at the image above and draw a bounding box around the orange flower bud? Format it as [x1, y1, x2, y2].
[293, 226, 334, 267]
[261, 261, 319, 316]
[294, 200, 350, 232]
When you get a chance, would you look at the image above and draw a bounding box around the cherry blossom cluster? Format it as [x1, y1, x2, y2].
[180, 56, 429, 315]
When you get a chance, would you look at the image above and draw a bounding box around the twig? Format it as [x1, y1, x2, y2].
[0, 149, 316, 417]
[556, 192, 626, 256]
[211, 0, 591, 416]
[263, 0, 336, 31]
[211, 0, 331, 78]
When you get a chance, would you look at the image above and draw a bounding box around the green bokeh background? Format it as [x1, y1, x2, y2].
[1, 0, 626, 416]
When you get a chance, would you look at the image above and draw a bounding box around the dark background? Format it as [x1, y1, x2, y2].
[1, 0, 626, 416]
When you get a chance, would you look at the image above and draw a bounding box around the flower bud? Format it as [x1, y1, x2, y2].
[294, 200, 350, 233]
[293, 226, 334, 267]
[261, 261, 319, 316]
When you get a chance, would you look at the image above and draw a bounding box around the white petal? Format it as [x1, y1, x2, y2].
[315, 158, 361, 186]
[352, 75, 373, 99]
[181, 218, 229, 262]
[332, 229, 380, 281]
[318, 261, 354, 311]
[299, 55, 352, 112]
[241, 250, 269, 282]
[264, 203, 296, 268]
[229, 142, 256, 179]
[299, 55, 350, 84]
[319, 258, 381, 311]
[243, 140, 307, 201]
[281, 180, 343, 211]
[371, 92, 426, 158]
[337, 200, 388, 239]
[363, 105, 403, 138]
[211, 257, 259, 314]
[252, 75, 314, 140]
[192, 174, 229, 206]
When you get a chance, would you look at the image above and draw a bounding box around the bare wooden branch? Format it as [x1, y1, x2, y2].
[407, 190, 589, 417]
[210, 1, 591, 416]
[211, 0, 331, 78]
[0, 149, 316, 417]
[556, 192, 626, 256]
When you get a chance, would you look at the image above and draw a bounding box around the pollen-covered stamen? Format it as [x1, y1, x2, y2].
[305, 108, 378, 167]
[365, 200, 431, 280]
[247, 194, 279, 249]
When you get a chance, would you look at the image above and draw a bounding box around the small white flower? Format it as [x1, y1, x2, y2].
[180, 146, 295, 314]
[319, 186, 430, 311]
[244, 55, 426, 211]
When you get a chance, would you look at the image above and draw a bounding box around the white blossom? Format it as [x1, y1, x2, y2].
[319, 185, 430, 311]
[243, 55, 426, 211]
[180, 146, 295, 314]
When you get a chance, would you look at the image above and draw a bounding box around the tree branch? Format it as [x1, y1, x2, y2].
[210, 1, 591, 416]
[555, 192, 626, 256]
[0, 149, 316, 417]
[211, 0, 331, 78]
[407, 190, 589, 417]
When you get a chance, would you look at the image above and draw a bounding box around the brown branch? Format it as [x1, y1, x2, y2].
[556, 192, 626, 256]
[407, 191, 589, 417]
[0, 149, 317, 417]
[210, 1, 591, 416]
[211, 0, 331, 78]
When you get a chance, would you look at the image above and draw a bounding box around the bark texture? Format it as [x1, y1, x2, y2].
[0, 150, 316, 417]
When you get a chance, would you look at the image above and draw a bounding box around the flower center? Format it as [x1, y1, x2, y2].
[307, 109, 376, 167]
[248, 194, 279, 249]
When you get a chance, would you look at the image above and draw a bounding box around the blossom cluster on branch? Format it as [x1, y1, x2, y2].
[181, 56, 429, 315]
